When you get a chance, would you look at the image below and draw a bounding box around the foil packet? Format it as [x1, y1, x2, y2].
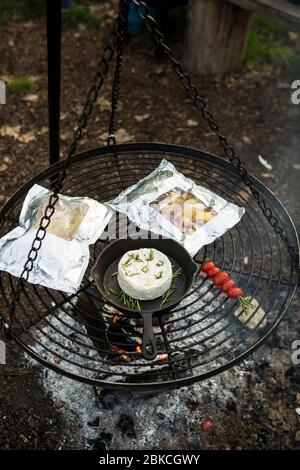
[108, 159, 245, 256]
[0, 184, 113, 293]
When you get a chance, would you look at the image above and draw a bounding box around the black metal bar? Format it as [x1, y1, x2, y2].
[46, 0, 61, 166]
[158, 318, 178, 380]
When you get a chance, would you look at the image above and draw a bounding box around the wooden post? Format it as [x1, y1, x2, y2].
[184, 0, 253, 74]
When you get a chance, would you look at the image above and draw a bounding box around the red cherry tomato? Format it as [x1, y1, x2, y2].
[201, 419, 213, 431]
[212, 272, 229, 286]
[201, 261, 215, 272]
[227, 287, 244, 299]
[207, 267, 220, 278]
[220, 279, 236, 292]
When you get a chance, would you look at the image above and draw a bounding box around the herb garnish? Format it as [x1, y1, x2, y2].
[156, 260, 164, 267]
[104, 285, 118, 296]
[239, 296, 255, 315]
[159, 266, 183, 307]
[123, 253, 134, 268]
[173, 267, 183, 278]
[133, 254, 144, 262]
[161, 288, 174, 307]
[146, 248, 154, 261]
[155, 271, 163, 279]
[141, 265, 149, 273]
[120, 291, 141, 311]
[123, 253, 144, 269]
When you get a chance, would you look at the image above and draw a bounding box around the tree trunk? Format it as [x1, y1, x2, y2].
[184, 0, 252, 74]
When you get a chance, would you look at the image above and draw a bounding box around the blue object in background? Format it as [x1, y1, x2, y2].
[128, 1, 156, 33]
[60, 1, 156, 31]
[62, 0, 74, 8]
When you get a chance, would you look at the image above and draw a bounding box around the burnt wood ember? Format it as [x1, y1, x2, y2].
[75, 287, 140, 360]
[116, 414, 136, 438]
[87, 432, 112, 450]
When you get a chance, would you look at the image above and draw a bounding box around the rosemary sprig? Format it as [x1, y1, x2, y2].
[120, 291, 141, 311]
[125, 272, 139, 277]
[156, 260, 164, 267]
[160, 288, 174, 308]
[123, 253, 144, 269]
[155, 271, 163, 279]
[173, 267, 183, 278]
[239, 296, 255, 315]
[104, 285, 118, 296]
[123, 253, 134, 268]
[159, 266, 183, 308]
[146, 248, 154, 261]
[133, 253, 144, 262]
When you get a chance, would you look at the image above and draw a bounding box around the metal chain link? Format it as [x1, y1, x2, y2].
[107, 0, 128, 146]
[7, 19, 122, 316]
[106, 1, 129, 191]
[132, 0, 298, 262]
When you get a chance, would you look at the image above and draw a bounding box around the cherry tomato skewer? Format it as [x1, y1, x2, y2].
[220, 279, 236, 292]
[227, 287, 244, 298]
[212, 272, 229, 286]
[206, 267, 220, 278]
[201, 261, 215, 272]
[200, 260, 255, 315]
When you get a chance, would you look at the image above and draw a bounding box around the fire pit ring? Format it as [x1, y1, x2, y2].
[0, 142, 299, 391]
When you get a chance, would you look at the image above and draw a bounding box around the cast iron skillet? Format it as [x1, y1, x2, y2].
[91, 238, 198, 360]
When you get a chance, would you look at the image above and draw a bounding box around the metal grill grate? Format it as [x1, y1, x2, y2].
[0, 143, 298, 391]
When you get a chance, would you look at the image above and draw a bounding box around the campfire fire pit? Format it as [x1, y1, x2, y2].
[0, 1, 299, 393]
[0, 143, 298, 391]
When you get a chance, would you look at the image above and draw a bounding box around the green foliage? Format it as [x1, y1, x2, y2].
[246, 34, 292, 68]
[62, 5, 103, 26]
[245, 13, 300, 76]
[250, 13, 289, 38]
[0, 1, 103, 28]
[0, 10, 9, 27]
[0, 0, 46, 26]
[9, 76, 35, 94]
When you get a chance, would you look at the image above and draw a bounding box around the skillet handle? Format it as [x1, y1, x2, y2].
[140, 312, 157, 361]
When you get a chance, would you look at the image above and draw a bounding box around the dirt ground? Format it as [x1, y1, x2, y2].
[0, 1, 299, 450]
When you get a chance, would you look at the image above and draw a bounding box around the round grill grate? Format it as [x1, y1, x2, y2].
[0, 143, 299, 390]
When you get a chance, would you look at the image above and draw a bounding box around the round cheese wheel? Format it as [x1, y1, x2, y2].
[117, 248, 173, 301]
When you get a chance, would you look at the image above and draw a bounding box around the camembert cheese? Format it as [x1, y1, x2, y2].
[117, 248, 172, 301]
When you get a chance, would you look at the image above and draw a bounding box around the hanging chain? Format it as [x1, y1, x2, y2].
[4, 0, 298, 325]
[107, 1, 128, 146]
[132, 0, 298, 262]
[106, 0, 129, 191]
[6, 19, 122, 317]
